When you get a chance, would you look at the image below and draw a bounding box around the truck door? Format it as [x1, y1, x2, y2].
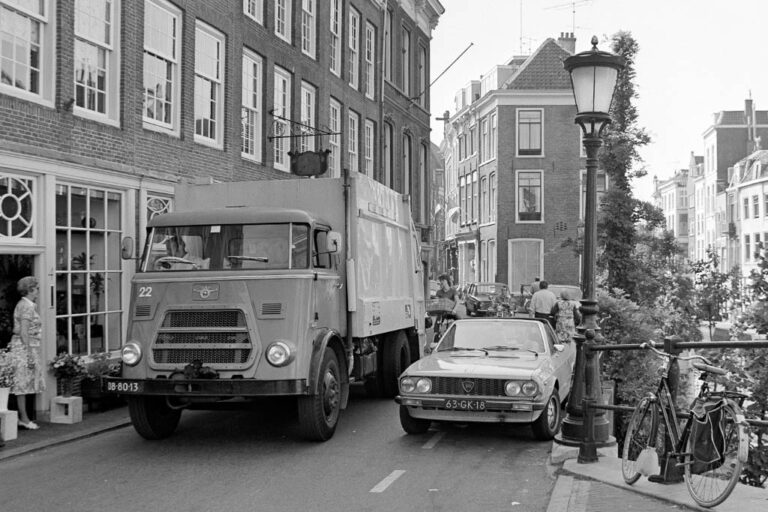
[313, 228, 343, 331]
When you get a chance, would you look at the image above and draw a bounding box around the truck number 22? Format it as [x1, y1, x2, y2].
[138, 286, 153, 297]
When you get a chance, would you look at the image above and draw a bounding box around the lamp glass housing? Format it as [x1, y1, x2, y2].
[570, 65, 619, 115]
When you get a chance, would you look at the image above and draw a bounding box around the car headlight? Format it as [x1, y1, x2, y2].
[121, 342, 142, 366]
[521, 381, 538, 396]
[415, 377, 432, 393]
[400, 377, 416, 393]
[504, 381, 521, 396]
[266, 341, 294, 367]
[400, 377, 432, 393]
[504, 380, 538, 396]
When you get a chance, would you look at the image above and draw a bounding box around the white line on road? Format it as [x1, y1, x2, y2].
[422, 431, 445, 449]
[369, 470, 406, 493]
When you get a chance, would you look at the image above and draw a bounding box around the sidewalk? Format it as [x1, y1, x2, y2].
[547, 444, 768, 512]
[0, 404, 130, 462]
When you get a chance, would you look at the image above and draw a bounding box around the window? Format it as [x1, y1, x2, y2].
[348, 8, 359, 89]
[401, 27, 410, 95]
[756, 234, 761, 256]
[490, 113, 497, 159]
[459, 175, 466, 225]
[419, 143, 427, 223]
[194, 22, 225, 148]
[518, 109, 543, 156]
[273, 66, 291, 172]
[472, 171, 478, 222]
[384, 122, 393, 187]
[301, 0, 315, 58]
[244, 0, 263, 24]
[744, 197, 750, 219]
[481, 177, 488, 223]
[364, 22, 375, 99]
[753, 195, 760, 218]
[384, 9, 392, 81]
[364, 119, 374, 177]
[418, 45, 427, 108]
[745, 235, 751, 262]
[275, 0, 291, 43]
[490, 172, 496, 220]
[299, 81, 316, 152]
[488, 239, 496, 282]
[480, 118, 488, 161]
[0, 0, 54, 104]
[517, 171, 542, 222]
[402, 133, 411, 196]
[328, 98, 341, 177]
[0, 173, 35, 240]
[74, 0, 119, 123]
[348, 110, 359, 172]
[580, 171, 608, 219]
[329, 0, 341, 76]
[143, 0, 181, 134]
[765, 194, 768, 217]
[241, 49, 263, 162]
[470, 125, 476, 155]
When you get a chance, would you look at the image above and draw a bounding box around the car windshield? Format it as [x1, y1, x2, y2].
[437, 320, 545, 354]
[142, 223, 310, 272]
[474, 283, 503, 295]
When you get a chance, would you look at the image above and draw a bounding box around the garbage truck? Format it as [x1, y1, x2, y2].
[104, 171, 428, 441]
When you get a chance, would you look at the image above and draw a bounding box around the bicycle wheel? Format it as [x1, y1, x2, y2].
[684, 402, 746, 508]
[622, 397, 657, 485]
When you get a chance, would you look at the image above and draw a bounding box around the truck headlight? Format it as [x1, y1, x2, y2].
[266, 341, 294, 367]
[121, 342, 142, 366]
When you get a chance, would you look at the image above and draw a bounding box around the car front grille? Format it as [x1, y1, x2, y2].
[431, 377, 507, 397]
[152, 309, 252, 369]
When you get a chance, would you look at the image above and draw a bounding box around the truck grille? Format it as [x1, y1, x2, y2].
[431, 377, 506, 397]
[152, 309, 252, 369]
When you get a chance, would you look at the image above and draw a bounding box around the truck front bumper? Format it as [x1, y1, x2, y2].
[102, 376, 309, 397]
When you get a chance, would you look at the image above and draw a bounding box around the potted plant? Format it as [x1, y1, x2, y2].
[81, 352, 123, 411]
[0, 348, 16, 411]
[49, 352, 88, 397]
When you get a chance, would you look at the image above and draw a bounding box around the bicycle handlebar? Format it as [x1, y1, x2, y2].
[640, 340, 716, 366]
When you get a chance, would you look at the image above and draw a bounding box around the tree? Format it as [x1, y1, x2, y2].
[690, 247, 740, 339]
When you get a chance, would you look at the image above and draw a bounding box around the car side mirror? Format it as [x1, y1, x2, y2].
[553, 344, 565, 352]
[327, 231, 342, 254]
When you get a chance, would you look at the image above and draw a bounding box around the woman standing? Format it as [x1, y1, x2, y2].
[551, 289, 582, 344]
[9, 276, 46, 430]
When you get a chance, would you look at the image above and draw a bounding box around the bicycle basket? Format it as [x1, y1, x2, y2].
[426, 298, 455, 314]
[689, 398, 727, 475]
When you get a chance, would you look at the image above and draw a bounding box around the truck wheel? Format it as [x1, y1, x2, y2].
[382, 331, 411, 397]
[127, 396, 182, 440]
[297, 347, 341, 441]
[399, 405, 431, 434]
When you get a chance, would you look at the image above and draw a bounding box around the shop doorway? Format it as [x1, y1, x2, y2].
[0, 254, 34, 349]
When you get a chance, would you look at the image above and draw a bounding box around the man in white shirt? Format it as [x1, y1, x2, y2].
[528, 280, 557, 327]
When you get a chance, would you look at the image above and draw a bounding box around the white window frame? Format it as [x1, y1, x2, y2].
[401, 27, 410, 95]
[142, 0, 181, 136]
[384, 122, 393, 187]
[241, 49, 263, 162]
[73, 0, 120, 125]
[517, 108, 544, 157]
[273, 66, 292, 172]
[402, 133, 411, 196]
[516, 170, 543, 224]
[244, 0, 263, 24]
[348, 110, 360, 172]
[329, 0, 341, 76]
[275, 0, 291, 43]
[328, 98, 341, 178]
[384, 8, 392, 81]
[300, 81, 316, 152]
[490, 113, 497, 159]
[418, 45, 427, 108]
[193, 21, 225, 149]
[348, 8, 359, 90]
[364, 119, 374, 176]
[364, 22, 375, 99]
[301, 0, 315, 59]
[0, 0, 55, 106]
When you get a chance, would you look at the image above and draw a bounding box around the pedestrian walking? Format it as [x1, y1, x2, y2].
[9, 276, 46, 430]
[527, 280, 557, 328]
[551, 289, 582, 343]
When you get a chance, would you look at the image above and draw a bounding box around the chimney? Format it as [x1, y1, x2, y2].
[746, 98, 754, 141]
[557, 32, 576, 54]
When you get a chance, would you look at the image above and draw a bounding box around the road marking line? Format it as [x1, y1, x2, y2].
[422, 431, 445, 449]
[370, 470, 406, 493]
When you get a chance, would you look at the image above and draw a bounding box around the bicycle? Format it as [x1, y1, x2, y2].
[621, 341, 750, 508]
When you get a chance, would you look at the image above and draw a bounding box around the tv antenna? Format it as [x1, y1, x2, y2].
[544, 0, 593, 33]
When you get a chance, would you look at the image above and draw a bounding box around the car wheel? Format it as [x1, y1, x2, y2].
[531, 391, 561, 441]
[399, 405, 431, 434]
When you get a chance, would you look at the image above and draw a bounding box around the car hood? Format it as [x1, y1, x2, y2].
[404, 351, 548, 378]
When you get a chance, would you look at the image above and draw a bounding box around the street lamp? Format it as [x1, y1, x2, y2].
[556, 36, 624, 462]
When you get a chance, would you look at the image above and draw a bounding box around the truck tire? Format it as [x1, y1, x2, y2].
[382, 331, 411, 397]
[127, 395, 182, 440]
[297, 347, 341, 441]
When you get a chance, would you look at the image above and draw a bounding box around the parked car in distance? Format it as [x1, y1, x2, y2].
[464, 282, 509, 316]
[396, 318, 575, 440]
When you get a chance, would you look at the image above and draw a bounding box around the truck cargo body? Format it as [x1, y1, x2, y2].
[105, 171, 427, 440]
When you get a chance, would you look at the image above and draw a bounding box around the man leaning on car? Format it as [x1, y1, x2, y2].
[527, 280, 557, 327]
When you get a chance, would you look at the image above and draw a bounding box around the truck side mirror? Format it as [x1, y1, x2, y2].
[121, 237, 135, 260]
[327, 231, 342, 254]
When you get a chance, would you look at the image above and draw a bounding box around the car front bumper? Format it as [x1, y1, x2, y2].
[395, 395, 545, 423]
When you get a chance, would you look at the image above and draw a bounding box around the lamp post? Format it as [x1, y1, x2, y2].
[556, 36, 624, 462]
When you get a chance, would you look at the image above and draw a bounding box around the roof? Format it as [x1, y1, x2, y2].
[149, 207, 328, 227]
[502, 38, 573, 90]
[715, 110, 768, 125]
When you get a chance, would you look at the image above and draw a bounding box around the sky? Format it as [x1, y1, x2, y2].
[428, 0, 768, 201]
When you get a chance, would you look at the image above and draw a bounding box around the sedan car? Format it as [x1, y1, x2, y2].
[396, 318, 575, 440]
[464, 282, 509, 316]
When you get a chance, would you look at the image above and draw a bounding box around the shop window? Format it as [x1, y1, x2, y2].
[0, 173, 35, 240]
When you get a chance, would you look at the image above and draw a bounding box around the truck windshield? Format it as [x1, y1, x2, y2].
[142, 223, 310, 271]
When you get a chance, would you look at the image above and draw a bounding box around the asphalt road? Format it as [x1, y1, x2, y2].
[0, 387, 558, 512]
